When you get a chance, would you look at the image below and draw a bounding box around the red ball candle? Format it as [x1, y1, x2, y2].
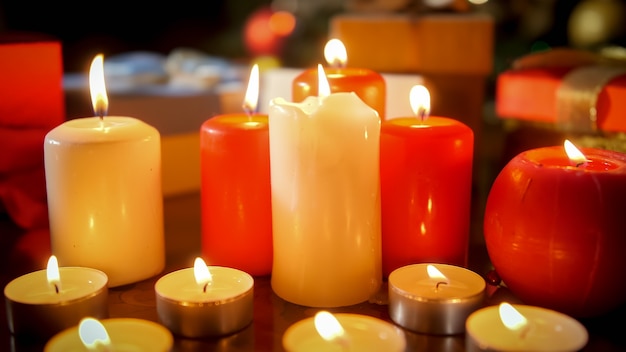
[484, 141, 626, 317]
[292, 39, 386, 118]
[380, 85, 474, 277]
[200, 65, 272, 276]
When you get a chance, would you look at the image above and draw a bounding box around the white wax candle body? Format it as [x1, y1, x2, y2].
[268, 93, 382, 308]
[155, 266, 253, 302]
[388, 263, 486, 334]
[45, 318, 173, 352]
[283, 313, 405, 352]
[466, 305, 588, 351]
[4, 267, 108, 304]
[390, 264, 485, 300]
[44, 116, 165, 287]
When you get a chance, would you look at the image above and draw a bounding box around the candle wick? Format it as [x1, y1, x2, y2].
[54, 283, 59, 294]
[417, 107, 428, 122]
[519, 324, 531, 340]
[435, 281, 448, 291]
[575, 160, 588, 168]
[242, 103, 257, 117]
[203, 282, 208, 293]
[329, 59, 346, 69]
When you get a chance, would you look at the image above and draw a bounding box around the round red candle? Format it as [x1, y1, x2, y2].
[292, 39, 386, 118]
[380, 116, 474, 277]
[484, 144, 626, 317]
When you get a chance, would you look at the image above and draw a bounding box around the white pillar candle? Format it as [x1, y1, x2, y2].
[268, 89, 382, 308]
[44, 318, 173, 352]
[154, 259, 254, 337]
[4, 261, 108, 340]
[283, 312, 405, 352]
[388, 263, 486, 335]
[44, 54, 165, 287]
[465, 304, 588, 351]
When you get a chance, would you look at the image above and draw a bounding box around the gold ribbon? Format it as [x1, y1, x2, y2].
[556, 65, 626, 132]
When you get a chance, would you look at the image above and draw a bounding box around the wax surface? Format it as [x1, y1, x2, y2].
[155, 266, 253, 302]
[466, 305, 588, 351]
[44, 318, 173, 352]
[200, 113, 272, 276]
[389, 263, 485, 301]
[484, 146, 626, 317]
[269, 93, 382, 307]
[283, 313, 405, 352]
[292, 67, 386, 118]
[44, 116, 165, 288]
[380, 117, 474, 277]
[4, 267, 107, 304]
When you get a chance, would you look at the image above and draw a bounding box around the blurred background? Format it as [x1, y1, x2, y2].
[2, 0, 626, 74]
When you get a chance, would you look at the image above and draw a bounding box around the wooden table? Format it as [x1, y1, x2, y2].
[1, 192, 625, 351]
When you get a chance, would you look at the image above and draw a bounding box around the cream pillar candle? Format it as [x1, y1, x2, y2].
[269, 66, 382, 307]
[43, 54, 165, 287]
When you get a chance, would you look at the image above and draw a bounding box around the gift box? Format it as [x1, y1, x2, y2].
[496, 66, 626, 134]
[328, 13, 494, 135]
[0, 32, 65, 229]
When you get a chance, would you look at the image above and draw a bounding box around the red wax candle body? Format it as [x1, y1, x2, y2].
[484, 147, 626, 317]
[200, 114, 272, 276]
[292, 67, 386, 119]
[380, 117, 474, 277]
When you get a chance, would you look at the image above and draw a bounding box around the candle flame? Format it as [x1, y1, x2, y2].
[242, 63, 259, 115]
[314, 311, 350, 348]
[324, 39, 347, 68]
[193, 257, 212, 291]
[564, 140, 588, 166]
[89, 54, 108, 119]
[79, 317, 111, 350]
[426, 264, 447, 281]
[318, 64, 331, 98]
[499, 303, 528, 330]
[46, 255, 61, 294]
[410, 85, 430, 122]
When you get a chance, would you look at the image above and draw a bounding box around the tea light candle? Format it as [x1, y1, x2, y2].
[283, 311, 406, 352]
[269, 65, 382, 308]
[465, 303, 588, 351]
[154, 257, 254, 337]
[388, 263, 485, 335]
[44, 54, 164, 287]
[44, 317, 174, 352]
[200, 64, 272, 276]
[292, 38, 386, 118]
[4, 256, 108, 340]
[381, 85, 473, 277]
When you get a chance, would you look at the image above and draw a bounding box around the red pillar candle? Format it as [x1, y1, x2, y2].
[381, 85, 473, 277]
[292, 39, 386, 119]
[200, 64, 272, 276]
[484, 141, 626, 317]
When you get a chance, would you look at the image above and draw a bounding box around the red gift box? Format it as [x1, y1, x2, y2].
[496, 67, 626, 133]
[0, 32, 65, 129]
